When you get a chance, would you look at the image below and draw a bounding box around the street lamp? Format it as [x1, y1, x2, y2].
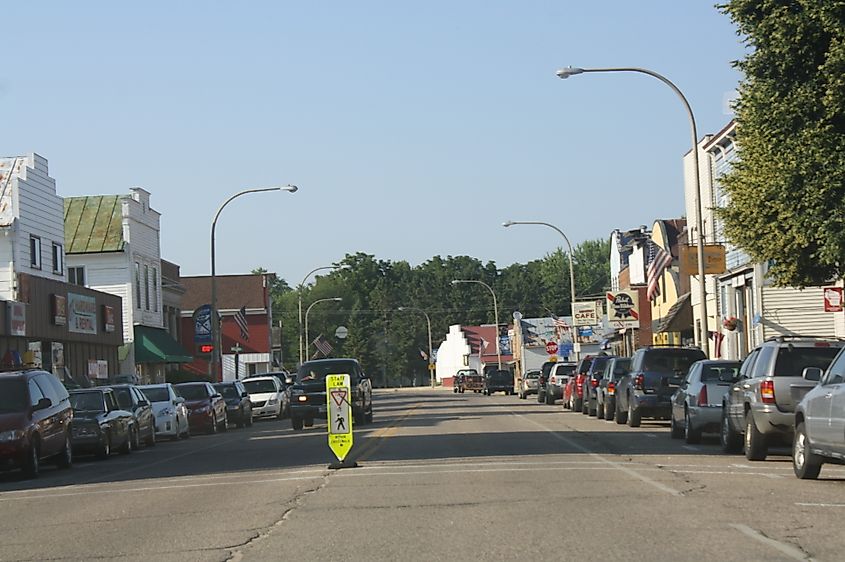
[451, 279, 502, 370]
[304, 297, 342, 360]
[398, 306, 435, 387]
[503, 220, 580, 361]
[211, 185, 298, 381]
[555, 66, 710, 356]
[298, 265, 346, 364]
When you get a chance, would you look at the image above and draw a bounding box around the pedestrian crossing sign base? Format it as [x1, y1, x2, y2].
[328, 459, 359, 470]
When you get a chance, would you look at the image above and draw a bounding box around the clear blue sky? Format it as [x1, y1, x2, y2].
[2, 1, 745, 285]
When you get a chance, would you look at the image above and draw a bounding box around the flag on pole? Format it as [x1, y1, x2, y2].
[419, 349, 429, 361]
[313, 334, 333, 357]
[646, 246, 673, 302]
[234, 306, 249, 340]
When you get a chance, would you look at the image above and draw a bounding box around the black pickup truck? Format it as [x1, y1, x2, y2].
[484, 369, 514, 395]
[287, 358, 373, 431]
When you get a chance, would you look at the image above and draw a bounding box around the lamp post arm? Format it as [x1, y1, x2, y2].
[297, 265, 335, 365]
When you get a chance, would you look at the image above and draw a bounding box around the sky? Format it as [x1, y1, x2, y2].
[2, 1, 746, 285]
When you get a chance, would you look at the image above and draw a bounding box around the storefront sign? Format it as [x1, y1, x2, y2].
[52, 294, 67, 326]
[824, 287, 843, 312]
[573, 301, 600, 326]
[103, 305, 116, 333]
[679, 244, 727, 276]
[52, 342, 65, 367]
[606, 291, 640, 329]
[193, 304, 213, 343]
[7, 301, 26, 336]
[87, 359, 108, 380]
[68, 292, 98, 335]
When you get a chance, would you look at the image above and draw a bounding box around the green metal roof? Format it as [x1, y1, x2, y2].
[64, 196, 125, 253]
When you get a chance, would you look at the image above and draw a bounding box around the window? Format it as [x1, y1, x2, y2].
[28, 379, 45, 407]
[151, 267, 158, 312]
[135, 262, 142, 309]
[29, 236, 41, 269]
[52, 243, 63, 274]
[144, 264, 150, 310]
[68, 266, 85, 286]
[823, 350, 845, 385]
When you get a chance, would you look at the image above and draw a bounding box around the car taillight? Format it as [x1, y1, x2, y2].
[590, 379, 599, 388]
[760, 380, 776, 404]
[608, 382, 615, 396]
[635, 374, 645, 390]
[550, 375, 557, 385]
[698, 385, 709, 407]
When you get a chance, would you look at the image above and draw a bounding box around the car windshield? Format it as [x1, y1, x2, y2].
[590, 358, 609, 376]
[612, 359, 632, 379]
[215, 385, 241, 399]
[541, 363, 556, 377]
[244, 380, 277, 394]
[70, 392, 105, 412]
[141, 387, 170, 402]
[175, 385, 210, 400]
[113, 388, 133, 409]
[642, 350, 706, 374]
[555, 365, 576, 376]
[526, 372, 540, 379]
[457, 370, 478, 377]
[702, 363, 742, 382]
[774, 346, 840, 377]
[297, 362, 358, 383]
[0, 379, 27, 413]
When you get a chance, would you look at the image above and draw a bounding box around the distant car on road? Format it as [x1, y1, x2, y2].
[581, 355, 614, 416]
[518, 369, 541, 399]
[109, 384, 156, 448]
[174, 382, 228, 435]
[544, 361, 575, 405]
[243, 377, 284, 420]
[536, 361, 557, 403]
[214, 381, 253, 428]
[484, 369, 514, 395]
[139, 383, 190, 440]
[596, 357, 630, 421]
[670, 360, 741, 443]
[69, 388, 134, 458]
[244, 372, 291, 418]
[289, 358, 373, 431]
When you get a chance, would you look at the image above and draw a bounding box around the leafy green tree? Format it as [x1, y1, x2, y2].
[718, 0, 845, 286]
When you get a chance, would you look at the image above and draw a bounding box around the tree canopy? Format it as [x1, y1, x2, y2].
[719, 0, 845, 286]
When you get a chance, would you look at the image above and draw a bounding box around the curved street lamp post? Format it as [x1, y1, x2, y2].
[451, 280, 502, 370]
[304, 297, 342, 360]
[298, 265, 342, 365]
[503, 220, 580, 361]
[556, 66, 710, 356]
[211, 185, 297, 381]
[398, 306, 435, 388]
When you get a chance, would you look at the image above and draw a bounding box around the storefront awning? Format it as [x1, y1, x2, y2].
[134, 326, 193, 364]
[655, 292, 693, 334]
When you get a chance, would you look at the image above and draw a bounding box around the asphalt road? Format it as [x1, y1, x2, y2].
[1, 389, 844, 561]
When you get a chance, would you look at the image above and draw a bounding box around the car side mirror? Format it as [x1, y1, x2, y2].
[285, 377, 294, 385]
[212, 393, 222, 399]
[138, 399, 149, 408]
[241, 391, 249, 398]
[33, 397, 52, 411]
[174, 397, 185, 404]
[803, 367, 823, 382]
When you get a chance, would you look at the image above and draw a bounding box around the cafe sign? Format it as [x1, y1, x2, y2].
[68, 292, 98, 335]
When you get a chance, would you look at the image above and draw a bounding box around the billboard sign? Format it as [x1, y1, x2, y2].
[68, 293, 97, 335]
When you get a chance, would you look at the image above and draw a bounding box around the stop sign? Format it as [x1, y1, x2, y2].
[545, 341, 558, 355]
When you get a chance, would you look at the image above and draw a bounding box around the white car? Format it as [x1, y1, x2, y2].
[243, 377, 284, 419]
[139, 383, 190, 439]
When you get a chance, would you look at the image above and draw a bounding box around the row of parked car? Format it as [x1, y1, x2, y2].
[516, 335, 845, 480]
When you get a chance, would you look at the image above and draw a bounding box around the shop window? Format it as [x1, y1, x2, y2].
[30, 236, 41, 269]
[52, 243, 63, 275]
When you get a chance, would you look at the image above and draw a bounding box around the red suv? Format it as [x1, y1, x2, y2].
[566, 355, 601, 412]
[0, 370, 74, 478]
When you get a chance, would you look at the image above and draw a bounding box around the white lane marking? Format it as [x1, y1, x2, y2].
[796, 502, 845, 508]
[681, 445, 700, 452]
[730, 524, 813, 561]
[512, 412, 682, 497]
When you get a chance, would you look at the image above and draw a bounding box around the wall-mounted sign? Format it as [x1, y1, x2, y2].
[87, 359, 108, 380]
[193, 304, 213, 343]
[679, 244, 727, 276]
[103, 305, 116, 333]
[68, 293, 97, 335]
[824, 287, 843, 313]
[573, 301, 600, 326]
[606, 291, 640, 329]
[52, 342, 65, 368]
[52, 294, 67, 326]
[7, 301, 26, 336]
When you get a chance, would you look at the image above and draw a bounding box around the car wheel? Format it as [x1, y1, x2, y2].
[210, 415, 218, 434]
[146, 422, 156, 447]
[670, 412, 683, 439]
[573, 397, 583, 413]
[616, 400, 628, 425]
[545, 390, 554, 405]
[581, 396, 589, 415]
[276, 403, 285, 421]
[55, 432, 73, 469]
[627, 401, 641, 428]
[744, 412, 768, 461]
[119, 428, 134, 454]
[292, 416, 304, 431]
[684, 410, 702, 444]
[131, 425, 141, 450]
[97, 433, 111, 459]
[596, 400, 605, 420]
[720, 410, 742, 453]
[304, 418, 314, 428]
[793, 422, 823, 480]
[453, 387, 458, 394]
[537, 390, 545, 403]
[220, 413, 229, 432]
[23, 437, 40, 478]
[246, 410, 254, 427]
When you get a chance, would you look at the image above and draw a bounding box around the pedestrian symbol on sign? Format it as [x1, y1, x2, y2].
[326, 374, 355, 469]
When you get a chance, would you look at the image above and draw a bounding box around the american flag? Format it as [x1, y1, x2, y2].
[313, 334, 333, 357]
[553, 317, 569, 329]
[234, 306, 249, 341]
[647, 246, 673, 302]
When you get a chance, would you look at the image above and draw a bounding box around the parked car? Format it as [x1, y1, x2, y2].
[289, 358, 373, 431]
[568, 355, 602, 412]
[214, 381, 253, 428]
[596, 357, 631, 421]
[453, 371, 466, 393]
[616, 346, 707, 427]
[581, 355, 614, 416]
[793, 346, 845, 479]
[670, 360, 741, 443]
[174, 382, 227, 434]
[0, 370, 73, 478]
[245, 371, 291, 418]
[69, 388, 134, 458]
[721, 336, 843, 460]
[544, 362, 576, 405]
[484, 369, 514, 395]
[109, 384, 156, 448]
[536, 361, 557, 403]
[458, 369, 484, 393]
[139, 384, 190, 440]
[243, 377, 285, 420]
[518, 369, 541, 399]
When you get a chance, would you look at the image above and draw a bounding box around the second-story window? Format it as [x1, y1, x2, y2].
[30, 236, 41, 269]
[68, 266, 85, 286]
[52, 243, 63, 275]
[144, 264, 150, 311]
[135, 262, 142, 309]
[152, 267, 159, 312]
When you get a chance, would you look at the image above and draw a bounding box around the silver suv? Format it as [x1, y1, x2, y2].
[721, 336, 844, 461]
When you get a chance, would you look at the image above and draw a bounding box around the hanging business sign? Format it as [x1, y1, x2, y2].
[573, 301, 600, 326]
[68, 293, 98, 335]
[193, 304, 213, 343]
[51, 294, 67, 326]
[606, 291, 640, 329]
[103, 305, 116, 333]
[679, 244, 727, 276]
[7, 301, 25, 336]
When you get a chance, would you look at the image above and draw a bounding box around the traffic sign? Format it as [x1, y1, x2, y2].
[326, 374, 353, 464]
[428, 363, 436, 370]
[545, 341, 558, 355]
[824, 287, 843, 312]
[335, 326, 349, 339]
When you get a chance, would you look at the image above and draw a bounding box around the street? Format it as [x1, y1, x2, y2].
[2, 389, 843, 562]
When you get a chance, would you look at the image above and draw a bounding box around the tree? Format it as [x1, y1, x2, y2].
[718, 1, 845, 286]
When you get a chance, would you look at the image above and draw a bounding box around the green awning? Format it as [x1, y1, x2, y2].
[134, 326, 193, 364]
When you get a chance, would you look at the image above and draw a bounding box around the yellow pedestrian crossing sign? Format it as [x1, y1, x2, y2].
[326, 374, 353, 462]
